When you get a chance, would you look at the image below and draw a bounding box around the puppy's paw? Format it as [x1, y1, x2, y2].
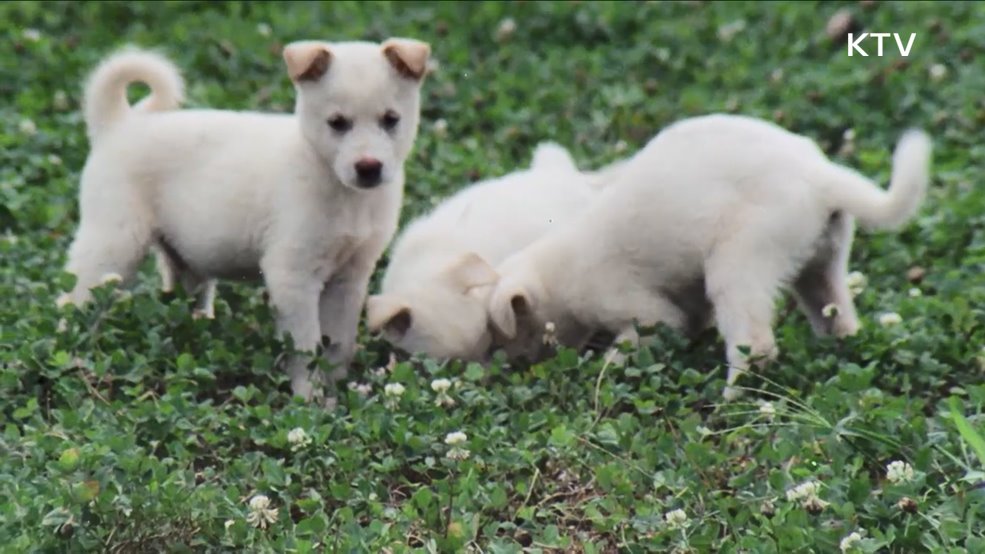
[55, 292, 74, 309]
[833, 315, 860, 338]
[322, 395, 338, 411]
[603, 347, 627, 367]
[192, 308, 215, 320]
[722, 384, 743, 402]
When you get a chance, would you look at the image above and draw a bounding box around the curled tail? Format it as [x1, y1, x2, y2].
[84, 47, 184, 142]
[530, 141, 578, 172]
[818, 129, 932, 230]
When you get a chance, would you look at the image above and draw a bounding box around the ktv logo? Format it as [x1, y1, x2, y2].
[847, 33, 916, 57]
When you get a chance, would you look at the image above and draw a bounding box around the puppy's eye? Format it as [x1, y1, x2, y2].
[327, 115, 352, 133]
[380, 110, 400, 131]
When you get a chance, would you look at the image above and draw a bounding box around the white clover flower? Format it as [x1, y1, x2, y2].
[431, 378, 452, 393]
[717, 19, 746, 42]
[839, 531, 864, 552]
[53, 90, 69, 110]
[846, 271, 866, 297]
[614, 139, 629, 154]
[843, 128, 856, 142]
[445, 431, 470, 461]
[664, 508, 689, 530]
[769, 68, 784, 84]
[48, 154, 62, 166]
[785, 480, 821, 502]
[256, 22, 272, 37]
[433, 118, 448, 138]
[908, 287, 922, 298]
[384, 382, 405, 397]
[758, 401, 776, 421]
[23, 28, 42, 42]
[886, 460, 915, 484]
[224, 519, 235, 531]
[495, 17, 517, 41]
[347, 382, 372, 396]
[445, 431, 467, 446]
[246, 494, 278, 529]
[425, 58, 440, 74]
[786, 480, 830, 512]
[100, 272, 123, 285]
[928, 63, 948, 82]
[431, 378, 455, 407]
[19, 118, 37, 136]
[287, 427, 311, 451]
[878, 312, 902, 327]
[822, 303, 839, 318]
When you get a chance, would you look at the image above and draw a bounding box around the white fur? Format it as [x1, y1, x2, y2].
[488, 114, 931, 398]
[366, 141, 600, 360]
[60, 39, 430, 401]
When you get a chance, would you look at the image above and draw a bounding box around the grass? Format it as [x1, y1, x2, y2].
[2, 1, 984, 552]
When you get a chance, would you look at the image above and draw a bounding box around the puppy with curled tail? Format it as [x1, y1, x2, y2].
[59, 39, 431, 402]
[487, 114, 931, 399]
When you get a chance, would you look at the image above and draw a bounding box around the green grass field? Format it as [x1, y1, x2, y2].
[2, 1, 984, 552]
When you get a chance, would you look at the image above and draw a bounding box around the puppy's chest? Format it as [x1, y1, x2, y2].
[307, 196, 395, 274]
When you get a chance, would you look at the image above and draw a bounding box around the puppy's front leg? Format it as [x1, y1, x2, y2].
[318, 255, 376, 384]
[263, 265, 325, 401]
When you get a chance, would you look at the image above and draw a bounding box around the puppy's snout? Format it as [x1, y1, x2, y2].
[354, 158, 383, 187]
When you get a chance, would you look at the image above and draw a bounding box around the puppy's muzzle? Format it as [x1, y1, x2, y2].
[354, 158, 383, 188]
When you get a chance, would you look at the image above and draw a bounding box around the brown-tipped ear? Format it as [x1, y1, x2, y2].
[488, 285, 531, 340]
[283, 41, 332, 82]
[443, 252, 499, 292]
[381, 38, 431, 81]
[366, 295, 413, 340]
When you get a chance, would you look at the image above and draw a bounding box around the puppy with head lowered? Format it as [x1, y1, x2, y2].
[366, 142, 605, 360]
[487, 114, 931, 399]
[58, 38, 431, 401]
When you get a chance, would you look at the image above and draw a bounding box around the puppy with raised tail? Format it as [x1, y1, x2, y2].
[366, 142, 603, 360]
[487, 114, 932, 398]
[58, 38, 431, 401]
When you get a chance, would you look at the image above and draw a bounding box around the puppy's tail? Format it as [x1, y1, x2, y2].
[83, 47, 184, 142]
[530, 142, 578, 172]
[818, 129, 932, 230]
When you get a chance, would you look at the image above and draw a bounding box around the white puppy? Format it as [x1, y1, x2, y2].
[58, 39, 431, 400]
[487, 114, 931, 398]
[366, 142, 601, 360]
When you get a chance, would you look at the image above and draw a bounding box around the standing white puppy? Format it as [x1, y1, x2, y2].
[58, 38, 431, 400]
[366, 142, 600, 360]
[488, 114, 931, 398]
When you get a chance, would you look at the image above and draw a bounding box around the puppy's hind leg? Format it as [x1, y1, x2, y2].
[153, 244, 178, 294]
[60, 201, 153, 307]
[792, 212, 860, 338]
[192, 280, 218, 320]
[706, 245, 785, 401]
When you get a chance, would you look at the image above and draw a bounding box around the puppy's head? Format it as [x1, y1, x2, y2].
[367, 253, 499, 360]
[284, 38, 431, 191]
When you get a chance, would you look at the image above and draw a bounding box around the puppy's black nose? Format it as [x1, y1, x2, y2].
[354, 158, 383, 187]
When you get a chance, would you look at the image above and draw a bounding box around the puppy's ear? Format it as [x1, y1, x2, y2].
[381, 38, 431, 81]
[283, 41, 332, 82]
[488, 284, 532, 340]
[442, 252, 499, 292]
[366, 295, 412, 340]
